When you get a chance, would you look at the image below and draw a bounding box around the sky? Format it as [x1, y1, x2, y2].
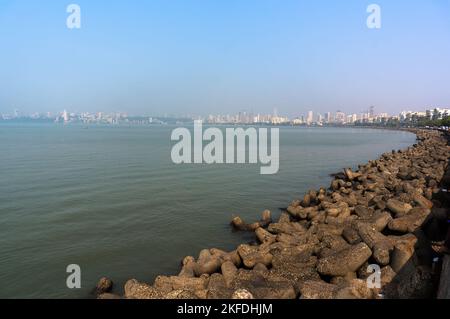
[0, 0, 449, 117]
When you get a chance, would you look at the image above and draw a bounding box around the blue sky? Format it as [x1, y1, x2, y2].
[0, 0, 449, 117]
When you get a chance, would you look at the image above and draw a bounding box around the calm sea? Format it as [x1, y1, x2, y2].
[0, 124, 416, 298]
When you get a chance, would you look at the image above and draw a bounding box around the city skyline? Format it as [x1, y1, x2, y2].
[1, 1, 450, 116]
[3, 105, 449, 127]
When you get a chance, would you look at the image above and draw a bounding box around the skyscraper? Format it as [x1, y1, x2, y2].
[317, 113, 323, 124]
[63, 110, 69, 123]
[307, 111, 314, 125]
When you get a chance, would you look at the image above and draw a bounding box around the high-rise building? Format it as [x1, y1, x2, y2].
[335, 111, 346, 124]
[63, 110, 69, 122]
[307, 111, 314, 125]
[316, 113, 323, 124]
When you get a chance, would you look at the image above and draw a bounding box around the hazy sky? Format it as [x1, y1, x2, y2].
[0, 0, 449, 117]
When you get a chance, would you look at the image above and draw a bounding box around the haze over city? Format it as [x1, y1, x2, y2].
[1, 0, 449, 117]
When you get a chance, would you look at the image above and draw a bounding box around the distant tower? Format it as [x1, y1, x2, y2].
[63, 110, 69, 122]
[307, 111, 314, 125]
[370, 106, 375, 118]
[317, 113, 323, 123]
[273, 108, 278, 117]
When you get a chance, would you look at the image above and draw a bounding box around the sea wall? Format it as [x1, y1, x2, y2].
[96, 129, 450, 299]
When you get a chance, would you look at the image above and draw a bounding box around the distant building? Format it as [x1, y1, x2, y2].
[399, 110, 427, 121]
[335, 111, 346, 124]
[347, 114, 356, 124]
[63, 110, 69, 123]
[427, 108, 450, 120]
[292, 118, 303, 125]
[316, 113, 323, 124]
[307, 111, 314, 125]
[271, 116, 289, 125]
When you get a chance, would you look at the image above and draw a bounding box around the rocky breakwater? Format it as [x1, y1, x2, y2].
[96, 129, 450, 299]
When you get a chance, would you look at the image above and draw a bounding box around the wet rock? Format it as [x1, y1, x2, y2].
[268, 221, 307, 235]
[330, 272, 357, 286]
[342, 227, 361, 245]
[261, 210, 272, 224]
[317, 243, 372, 276]
[221, 261, 237, 288]
[386, 199, 413, 217]
[194, 250, 222, 276]
[278, 212, 292, 223]
[380, 266, 396, 287]
[387, 207, 430, 233]
[179, 256, 196, 277]
[205, 274, 233, 299]
[166, 290, 200, 299]
[154, 275, 209, 294]
[237, 244, 273, 268]
[335, 279, 376, 299]
[232, 289, 254, 299]
[124, 279, 164, 299]
[276, 232, 307, 246]
[371, 195, 387, 210]
[207, 273, 227, 290]
[255, 227, 276, 244]
[344, 168, 362, 181]
[231, 210, 272, 231]
[354, 205, 374, 218]
[390, 243, 415, 273]
[356, 222, 393, 265]
[251, 279, 297, 299]
[318, 234, 350, 258]
[316, 223, 345, 237]
[253, 263, 268, 273]
[331, 180, 340, 191]
[342, 193, 358, 207]
[299, 280, 339, 299]
[231, 216, 255, 231]
[290, 199, 301, 208]
[271, 249, 319, 285]
[412, 193, 433, 209]
[357, 261, 371, 280]
[96, 277, 113, 295]
[287, 206, 306, 219]
[302, 194, 311, 207]
[230, 270, 297, 299]
[367, 211, 393, 232]
[210, 249, 241, 267]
